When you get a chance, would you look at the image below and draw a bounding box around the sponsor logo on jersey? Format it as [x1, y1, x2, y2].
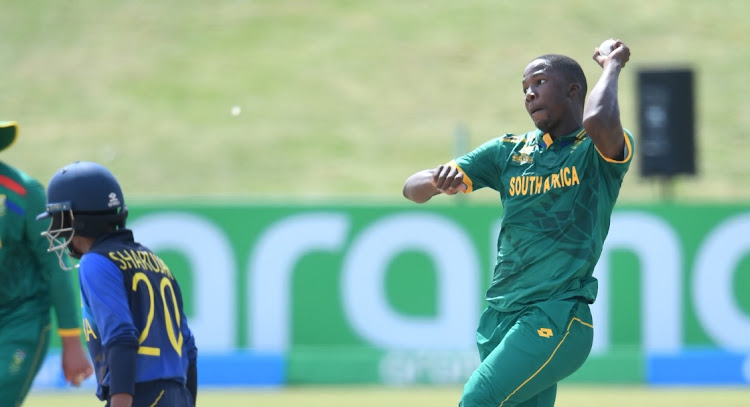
[83, 318, 98, 341]
[511, 153, 533, 165]
[537, 328, 553, 338]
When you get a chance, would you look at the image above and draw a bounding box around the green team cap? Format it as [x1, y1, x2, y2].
[0, 121, 18, 151]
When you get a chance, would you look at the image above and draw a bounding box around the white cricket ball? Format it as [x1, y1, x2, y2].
[231, 106, 241, 116]
[598, 39, 617, 56]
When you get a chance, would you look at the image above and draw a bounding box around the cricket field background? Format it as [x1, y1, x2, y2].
[2, 0, 750, 405]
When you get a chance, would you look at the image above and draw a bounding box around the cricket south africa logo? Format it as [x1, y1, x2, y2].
[512, 153, 533, 165]
[512, 144, 535, 164]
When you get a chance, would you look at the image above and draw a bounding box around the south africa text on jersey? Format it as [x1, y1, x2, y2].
[508, 165, 580, 197]
[108, 249, 175, 279]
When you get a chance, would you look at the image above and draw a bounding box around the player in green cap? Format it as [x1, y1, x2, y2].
[0, 121, 93, 405]
[403, 39, 633, 407]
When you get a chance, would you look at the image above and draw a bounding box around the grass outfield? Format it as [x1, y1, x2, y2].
[0, 1, 749, 203]
[23, 385, 750, 407]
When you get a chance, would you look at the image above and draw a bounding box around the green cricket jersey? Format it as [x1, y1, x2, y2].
[453, 127, 634, 312]
[0, 123, 79, 334]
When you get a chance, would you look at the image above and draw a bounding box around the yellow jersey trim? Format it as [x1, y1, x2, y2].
[58, 328, 82, 337]
[542, 133, 554, 146]
[139, 346, 161, 356]
[595, 131, 632, 163]
[499, 317, 593, 407]
[446, 160, 473, 193]
[0, 121, 19, 152]
[149, 389, 166, 407]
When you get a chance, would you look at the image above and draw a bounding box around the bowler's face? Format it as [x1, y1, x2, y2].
[522, 59, 568, 133]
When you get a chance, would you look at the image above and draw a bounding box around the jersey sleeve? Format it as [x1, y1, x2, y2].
[182, 312, 198, 362]
[25, 178, 81, 334]
[452, 137, 506, 193]
[175, 282, 198, 362]
[49, 267, 82, 334]
[25, 178, 56, 266]
[594, 129, 635, 180]
[79, 253, 139, 347]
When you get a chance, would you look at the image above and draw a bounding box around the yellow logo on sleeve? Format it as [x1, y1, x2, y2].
[537, 328, 553, 338]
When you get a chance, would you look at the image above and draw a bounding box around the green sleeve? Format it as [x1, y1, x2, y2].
[26, 179, 81, 333]
[49, 266, 81, 333]
[455, 137, 506, 192]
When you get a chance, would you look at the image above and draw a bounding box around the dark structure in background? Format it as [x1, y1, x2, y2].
[637, 69, 696, 180]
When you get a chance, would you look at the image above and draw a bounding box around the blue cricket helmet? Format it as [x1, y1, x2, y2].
[37, 161, 128, 268]
[45, 161, 126, 213]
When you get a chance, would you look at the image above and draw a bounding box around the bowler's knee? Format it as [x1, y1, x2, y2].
[459, 379, 501, 407]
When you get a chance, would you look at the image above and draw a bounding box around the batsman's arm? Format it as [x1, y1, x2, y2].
[181, 308, 198, 402]
[108, 341, 138, 405]
[110, 392, 134, 407]
[187, 359, 198, 403]
[79, 254, 139, 401]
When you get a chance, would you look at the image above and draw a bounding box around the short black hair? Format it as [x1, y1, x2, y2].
[535, 54, 587, 105]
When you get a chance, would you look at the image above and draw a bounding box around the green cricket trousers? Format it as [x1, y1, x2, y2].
[0, 307, 50, 407]
[460, 299, 594, 407]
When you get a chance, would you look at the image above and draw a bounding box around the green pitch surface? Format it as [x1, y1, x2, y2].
[1, 1, 749, 203]
[24, 385, 750, 407]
